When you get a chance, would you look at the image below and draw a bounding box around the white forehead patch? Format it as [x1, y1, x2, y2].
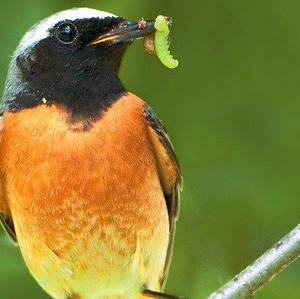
[18, 8, 117, 51]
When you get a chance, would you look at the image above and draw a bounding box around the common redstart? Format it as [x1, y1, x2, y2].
[0, 8, 183, 299]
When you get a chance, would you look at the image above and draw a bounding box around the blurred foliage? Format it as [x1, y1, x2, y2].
[1, 1, 300, 298]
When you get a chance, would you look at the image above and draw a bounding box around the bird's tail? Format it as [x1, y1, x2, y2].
[142, 289, 187, 299]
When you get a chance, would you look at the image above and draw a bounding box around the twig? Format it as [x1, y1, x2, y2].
[207, 224, 300, 299]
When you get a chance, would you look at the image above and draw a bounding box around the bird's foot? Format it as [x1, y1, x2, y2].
[143, 289, 187, 299]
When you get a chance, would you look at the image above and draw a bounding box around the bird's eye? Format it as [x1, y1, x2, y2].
[56, 23, 78, 44]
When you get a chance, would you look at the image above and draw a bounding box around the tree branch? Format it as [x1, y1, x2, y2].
[207, 224, 300, 299]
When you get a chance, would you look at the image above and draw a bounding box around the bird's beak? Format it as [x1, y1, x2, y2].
[89, 19, 155, 45]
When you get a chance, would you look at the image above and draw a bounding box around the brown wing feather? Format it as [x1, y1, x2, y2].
[0, 116, 17, 244]
[144, 104, 182, 288]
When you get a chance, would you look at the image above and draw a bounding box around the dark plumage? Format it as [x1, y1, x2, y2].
[4, 14, 127, 121]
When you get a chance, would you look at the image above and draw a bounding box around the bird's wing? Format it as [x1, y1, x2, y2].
[143, 104, 182, 288]
[0, 117, 17, 244]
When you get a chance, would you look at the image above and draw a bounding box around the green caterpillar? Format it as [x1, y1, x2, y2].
[154, 15, 179, 69]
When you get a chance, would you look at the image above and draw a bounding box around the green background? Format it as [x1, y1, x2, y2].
[1, 1, 300, 298]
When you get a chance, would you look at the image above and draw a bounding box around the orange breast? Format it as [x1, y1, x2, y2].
[0, 93, 169, 298]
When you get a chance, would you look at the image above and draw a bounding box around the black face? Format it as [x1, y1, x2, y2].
[4, 16, 129, 122]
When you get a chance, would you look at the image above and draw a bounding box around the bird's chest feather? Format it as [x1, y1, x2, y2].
[0, 96, 168, 267]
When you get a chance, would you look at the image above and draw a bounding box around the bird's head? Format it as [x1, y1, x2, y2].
[3, 8, 155, 120]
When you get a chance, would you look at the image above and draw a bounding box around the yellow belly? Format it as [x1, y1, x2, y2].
[14, 204, 169, 299]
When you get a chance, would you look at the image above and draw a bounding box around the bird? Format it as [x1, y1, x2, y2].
[0, 7, 183, 299]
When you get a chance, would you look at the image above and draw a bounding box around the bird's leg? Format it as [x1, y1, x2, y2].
[143, 289, 187, 299]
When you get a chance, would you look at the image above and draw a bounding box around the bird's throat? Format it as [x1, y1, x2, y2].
[3, 69, 127, 124]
